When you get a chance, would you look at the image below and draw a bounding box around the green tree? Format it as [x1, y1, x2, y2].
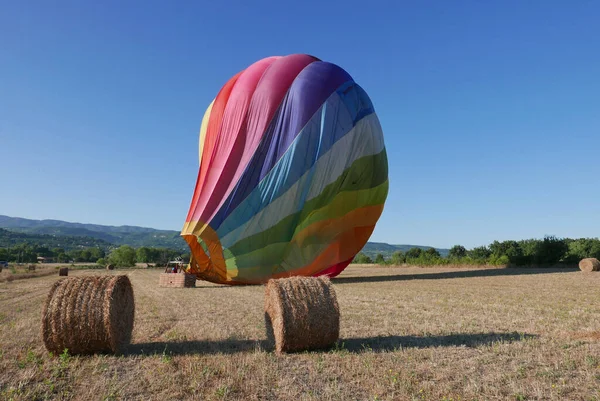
[565, 238, 600, 263]
[517, 239, 540, 265]
[375, 253, 386, 264]
[391, 251, 405, 265]
[425, 247, 440, 257]
[469, 246, 491, 262]
[136, 247, 152, 263]
[56, 253, 69, 263]
[448, 245, 467, 259]
[89, 247, 105, 262]
[535, 235, 568, 265]
[405, 248, 423, 259]
[108, 245, 137, 267]
[80, 249, 92, 262]
[353, 252, 373, 264]
[35, 246, 52, 257]
[489, 240, 524, 265]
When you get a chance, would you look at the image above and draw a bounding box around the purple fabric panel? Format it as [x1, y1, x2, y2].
[257, 62, 353, 180]
[238, 54, 319, 176]
[201, 54, 318, 227]
[211, 61, 352, 229]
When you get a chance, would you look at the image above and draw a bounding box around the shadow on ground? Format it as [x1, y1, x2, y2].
[333, 267, 578, 284]
[125, 332, 536, 356]
[125, 339, 269, 356]
[340, 332, 537, 352]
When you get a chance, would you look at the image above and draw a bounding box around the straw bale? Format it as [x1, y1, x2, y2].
[41, 275, 135, 355]
[159, 272, 196, 288]
[264, 276, 339, 353]
[579, 258, 600, 272]
[58, 267, 68, 276]
[106, 264, 114, 270]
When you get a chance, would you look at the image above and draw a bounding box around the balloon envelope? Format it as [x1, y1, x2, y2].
[182, 54, 388, 284]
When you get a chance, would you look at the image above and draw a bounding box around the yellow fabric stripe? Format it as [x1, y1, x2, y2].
[198, 99, 215, 166]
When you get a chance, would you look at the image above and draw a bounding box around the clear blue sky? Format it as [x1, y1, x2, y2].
[1, 0, 599, 249]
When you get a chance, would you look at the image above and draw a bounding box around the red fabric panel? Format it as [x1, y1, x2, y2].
[191, 56, 278, 224]
[313, 257, 353, 278]
[186, 70, 243, 222]
[205, 54, 318, 223]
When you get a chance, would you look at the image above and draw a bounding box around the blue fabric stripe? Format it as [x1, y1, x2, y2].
[210, 62, 351, 229]
[214, 82, 375, 239]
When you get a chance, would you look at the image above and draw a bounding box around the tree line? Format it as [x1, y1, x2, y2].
[0, 243, 188, 267]
[3, 235, 598, 269]
[353, 236, 600, 267]
[100, 245, 188, 268]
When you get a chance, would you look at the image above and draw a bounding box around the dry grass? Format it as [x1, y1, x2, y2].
[0, 265, 59, 283]
[1, 265, 599, 400]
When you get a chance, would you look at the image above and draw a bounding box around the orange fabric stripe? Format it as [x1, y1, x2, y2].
[292, 224, 376, 277]
[290, 204, 384, 252]
[183, 225, 229, 284]
[220, 225, 377, 285]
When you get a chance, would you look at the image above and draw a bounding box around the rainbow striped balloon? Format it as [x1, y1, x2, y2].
[182, 54, 388, 284]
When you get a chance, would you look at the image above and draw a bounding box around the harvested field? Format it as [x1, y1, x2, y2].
[1, 265, 599, 400]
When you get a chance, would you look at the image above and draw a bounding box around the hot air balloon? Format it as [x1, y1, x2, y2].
[181, 54, 388, 285]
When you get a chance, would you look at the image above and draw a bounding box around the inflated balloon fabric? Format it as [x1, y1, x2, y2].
[182, 54, 388, 284]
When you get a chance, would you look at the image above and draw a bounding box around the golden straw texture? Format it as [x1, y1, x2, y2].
[579, 258, 600, 272]
[41, 275, 135, 355]
[264, 276, 339, 353]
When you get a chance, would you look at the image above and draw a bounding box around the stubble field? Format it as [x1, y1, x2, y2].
[1, 265, 599, 400]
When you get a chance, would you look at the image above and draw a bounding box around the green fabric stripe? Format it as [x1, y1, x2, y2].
[226, 149, 388, 262]
[293, 179, 389, 236]
[224, 182, 387, 271]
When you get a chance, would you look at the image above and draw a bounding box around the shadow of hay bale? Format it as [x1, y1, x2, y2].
[122, 332, 537, 356]
[333, 267, 579, 284]
[339, 332, 538, 353]
[124, 339, 269, 356]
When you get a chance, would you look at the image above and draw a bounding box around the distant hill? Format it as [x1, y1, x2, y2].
[0, 228, 112, 250]
[0, 215, 187, 251]
[0, 215, 448, 257]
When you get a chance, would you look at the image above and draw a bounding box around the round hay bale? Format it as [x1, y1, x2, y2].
[579, 258, 600, 272]
[41, 275, 135, 355]
[264, 276, 339, 353]
[58, 267, 68, 276]
[106, 264, 114, 271]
